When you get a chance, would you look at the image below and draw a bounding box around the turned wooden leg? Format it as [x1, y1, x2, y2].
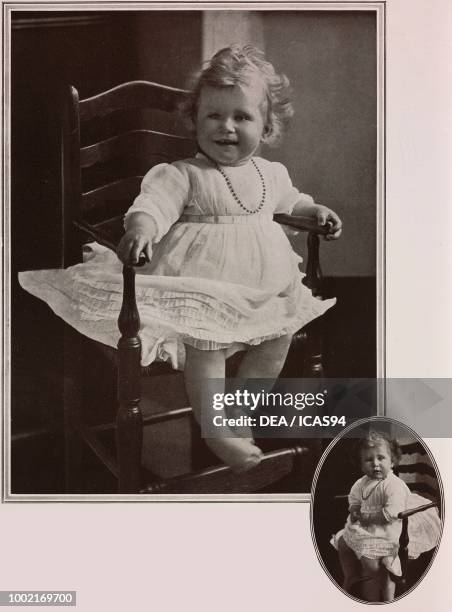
[297, 231, 325, 486]
[305, 232, 322, 298]
[302, 231, 325, 378]
[397, 517, 409, 593]
[117, 265, 143, 493]
[300, 320, 325, 378]
[63, 326, 84, 493]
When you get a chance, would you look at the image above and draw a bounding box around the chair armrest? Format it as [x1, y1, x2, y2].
[273, 213, 331, 235]
[397, 499, 439, 591]
[73, 219, 118, 252]
[274, 214, 328, 296]
[398, 500, 438, 520]
[74, 218, 147, 266]
[76, 214, 330, 266]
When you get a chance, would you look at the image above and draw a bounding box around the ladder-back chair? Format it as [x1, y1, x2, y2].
[394, 439, 442, 595]
[61, 80, 331, 495]
[331, 439, 441, 600]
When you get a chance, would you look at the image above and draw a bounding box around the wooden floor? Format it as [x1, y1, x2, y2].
[10, 276, 376, 495]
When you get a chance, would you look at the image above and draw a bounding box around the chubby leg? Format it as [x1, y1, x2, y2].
[229, 334, 293, 435]
[360, 557, 383, 602]
[237, 334, 293, 379]
[380, 555, 399, 602]
[381, 572, 396, 602]
[184, 344, 263, 472]
[337, 537, 361, 593]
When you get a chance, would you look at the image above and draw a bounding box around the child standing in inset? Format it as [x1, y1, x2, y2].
[20, 45, 342, 472]
[331, 431, 441, 602]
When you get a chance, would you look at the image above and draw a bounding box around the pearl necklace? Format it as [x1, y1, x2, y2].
[215, 158, 266, 215]
[361, 480, 382, 501]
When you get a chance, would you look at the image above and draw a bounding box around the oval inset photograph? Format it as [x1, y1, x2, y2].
[311, 417, 444, 604]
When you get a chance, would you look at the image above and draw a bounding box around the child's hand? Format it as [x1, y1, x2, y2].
[350, 508, 361, 523]
[117, 229, 153, 265]
[117, 212, 157, 265]
[314, 204, 342, 240]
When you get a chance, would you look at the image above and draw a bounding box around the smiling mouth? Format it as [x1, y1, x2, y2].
[214, 140, 238, 145]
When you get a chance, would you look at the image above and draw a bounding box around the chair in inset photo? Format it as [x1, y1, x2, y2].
[311, 420, 442, 603]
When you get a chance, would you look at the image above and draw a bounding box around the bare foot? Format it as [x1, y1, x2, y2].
[205, 438, 264, 473]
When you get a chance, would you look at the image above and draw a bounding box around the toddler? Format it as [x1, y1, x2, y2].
[331, 430, 441, 602]
[20, 45, 342, 472]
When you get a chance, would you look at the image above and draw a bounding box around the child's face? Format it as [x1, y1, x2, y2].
[196, 83, 267, 166]
[360, 442, 393, 480]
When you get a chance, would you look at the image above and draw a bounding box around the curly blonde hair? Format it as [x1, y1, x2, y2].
[181, 45, 293, 147]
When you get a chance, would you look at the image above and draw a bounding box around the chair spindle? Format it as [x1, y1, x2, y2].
[305, 231, 322, 297]
[117, 265, 143, 493]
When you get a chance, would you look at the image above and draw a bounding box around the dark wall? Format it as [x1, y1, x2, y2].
[11, 11, 202, 273]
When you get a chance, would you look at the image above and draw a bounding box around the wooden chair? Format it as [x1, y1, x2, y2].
[332, 440, 441, 600]
[394, 440, 442, 595]
[395, 500, 439, 595]
[61, 80, 332, 495]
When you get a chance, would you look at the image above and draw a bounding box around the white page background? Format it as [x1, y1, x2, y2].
[1, 0, 451, 610]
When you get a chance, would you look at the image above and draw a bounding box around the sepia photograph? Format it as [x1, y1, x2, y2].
[1, 1, 451, 612]
[311, 417, 443, 604]
[6, 3, 382, 498]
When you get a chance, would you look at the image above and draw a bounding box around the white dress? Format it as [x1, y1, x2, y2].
[19, 154, 336, 369]
[331, 471, 441, 576]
